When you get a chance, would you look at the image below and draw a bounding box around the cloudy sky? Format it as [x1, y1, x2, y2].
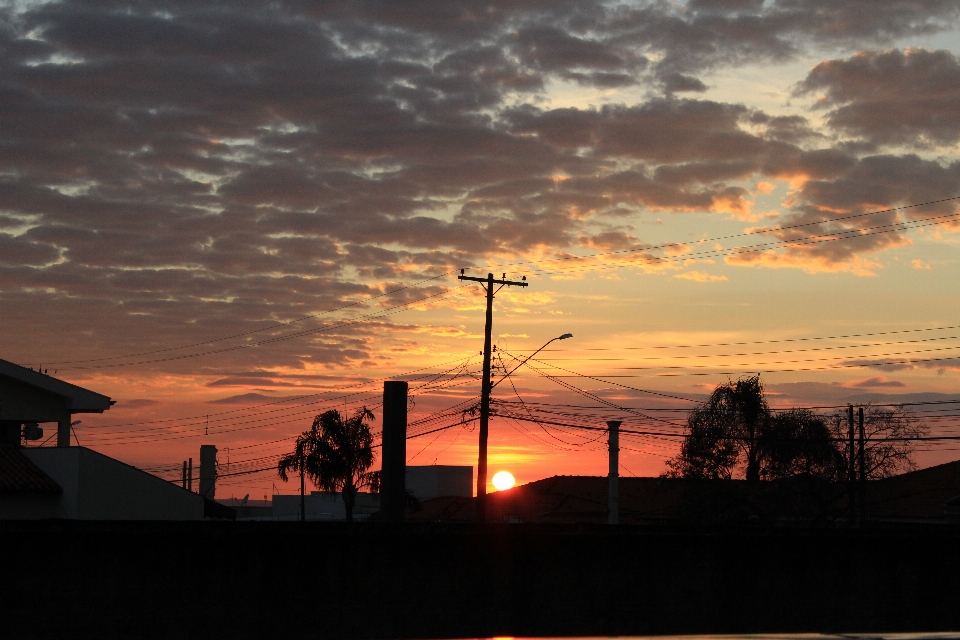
[4, 0, 960, 494]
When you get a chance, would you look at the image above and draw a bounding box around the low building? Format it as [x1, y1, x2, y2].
[0, 364, 230, 520]
[0, 358, 114, 447]
[1, 445, 209, 520]
[406, 465, 472, 500]
[408, 460, 960, 525]
[270, 491, 381, 521]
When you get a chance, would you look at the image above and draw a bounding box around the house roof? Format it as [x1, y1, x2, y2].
[408, 476, 693, 523]
[0, 445, 62, 494]
[407, 463, 960, 524]
[0, 359, 113, 413]
[866, 460, 960, 520]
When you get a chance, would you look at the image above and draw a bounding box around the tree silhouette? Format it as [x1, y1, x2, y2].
[762, 408, 844, 481]
[665, 375, 769, 481]
[277, 431, 314, 522]
[305, 407, 380, 522]
[666, 376, 926, 485]
[277, 407, 380, 522]
[828, 405, 927, 480]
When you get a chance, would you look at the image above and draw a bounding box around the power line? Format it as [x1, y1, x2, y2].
[40, 271, 458, 366]
[481, 195, 960, 273]
[50, 285, 469, 370]
[551, 323, 960, 352]
[523, 206, 960, 277]
[77, 353, 479, 431]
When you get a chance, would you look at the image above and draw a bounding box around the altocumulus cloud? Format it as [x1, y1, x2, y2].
[2, 0, 960, 374]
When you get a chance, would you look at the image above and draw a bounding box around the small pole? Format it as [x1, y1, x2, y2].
[182, 461, 187, 489]
[847, 405, 855, 524]
[188, 457, 193, 492]
[607, 420, 621, 525]
[858, 406, 866, 524]
[299, 467, 305, 523]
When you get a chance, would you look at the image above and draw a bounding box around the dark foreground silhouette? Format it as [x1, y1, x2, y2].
[3, 521, 959, 639]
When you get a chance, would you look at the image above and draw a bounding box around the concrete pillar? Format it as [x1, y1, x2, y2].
[607, 420, 621, 525]
[381, 381, 408, 522]
[57, 417, 71, 447]
[199, 445, 217, 499]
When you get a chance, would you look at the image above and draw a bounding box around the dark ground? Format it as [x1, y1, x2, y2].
[3, 521, 959, 639]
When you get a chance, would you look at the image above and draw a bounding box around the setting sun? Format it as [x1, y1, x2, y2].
[492, 471, 515, 491]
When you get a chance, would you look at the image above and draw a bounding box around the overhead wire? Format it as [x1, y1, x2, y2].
[41, 270, 459, 366]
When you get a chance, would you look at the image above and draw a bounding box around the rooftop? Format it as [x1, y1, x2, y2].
[0, 445, 61, 494]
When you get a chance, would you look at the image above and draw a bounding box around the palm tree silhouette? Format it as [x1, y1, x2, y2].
[278, 407, 380, 522]
[277, 431, 313, 522]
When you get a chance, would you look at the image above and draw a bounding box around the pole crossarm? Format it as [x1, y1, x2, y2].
[458, 274, 529, 288]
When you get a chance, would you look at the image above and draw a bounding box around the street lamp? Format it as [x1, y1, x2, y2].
[491, 333, 572, 390]
[476, 332, 572, 523]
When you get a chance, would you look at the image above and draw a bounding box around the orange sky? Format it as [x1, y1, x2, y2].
[5, 2, 960, 497]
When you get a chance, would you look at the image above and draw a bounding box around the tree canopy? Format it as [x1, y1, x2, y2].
[665, 375, 925, 483]
[277, 407, 380, 522]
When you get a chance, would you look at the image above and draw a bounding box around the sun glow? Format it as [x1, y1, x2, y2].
[492, 471, 515, 491]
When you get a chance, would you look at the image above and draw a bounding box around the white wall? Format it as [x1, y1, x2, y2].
[20, 447, 204, 520]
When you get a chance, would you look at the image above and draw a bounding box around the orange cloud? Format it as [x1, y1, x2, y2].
[674, 271, 728, 282]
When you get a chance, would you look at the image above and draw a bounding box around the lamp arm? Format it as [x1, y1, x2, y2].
[490, 337, 558, 391]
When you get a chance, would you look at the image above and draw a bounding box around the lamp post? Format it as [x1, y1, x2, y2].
[476, 333, 572, 522]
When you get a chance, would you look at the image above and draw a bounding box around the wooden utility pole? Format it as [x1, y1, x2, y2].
[457, 270, 528, 523]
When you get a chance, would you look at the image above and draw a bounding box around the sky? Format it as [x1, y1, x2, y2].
[4, 0, 960, 498]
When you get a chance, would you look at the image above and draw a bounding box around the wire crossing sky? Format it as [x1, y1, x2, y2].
[4, 1, 960, 493]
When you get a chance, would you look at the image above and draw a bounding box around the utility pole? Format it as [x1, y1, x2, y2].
[858, 406, 866, 525]
[458, 270, 528, 523]
[607, 420, 621, 525]
[847, 405, 855, 524]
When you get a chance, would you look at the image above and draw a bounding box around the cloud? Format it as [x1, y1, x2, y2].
[206, 377, 299, 388]
[674, 271, 728, 282]
[728, 154, 960, 274]
[756, 182, 776, 194]
[207, 393, 300, 405]
[2, 1, 960, 375]
[842, 376, 906, 389]
[912, 259, 932, 269]
[115, 399, 161, 409]
[798, 48, 960, 147]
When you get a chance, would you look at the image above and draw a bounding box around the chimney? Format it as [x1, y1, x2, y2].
[199, 445, 218, 499]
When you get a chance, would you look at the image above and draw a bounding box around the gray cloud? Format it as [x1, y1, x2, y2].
[2, 1, 958, 373]
[798, 48, 960, 147]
